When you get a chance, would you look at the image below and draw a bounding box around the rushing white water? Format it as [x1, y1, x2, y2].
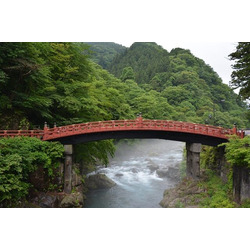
[84, 139, 184, 208]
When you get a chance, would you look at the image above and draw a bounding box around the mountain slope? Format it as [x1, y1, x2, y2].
[105, 42, 248, 127]
[86, 42, 127, 69]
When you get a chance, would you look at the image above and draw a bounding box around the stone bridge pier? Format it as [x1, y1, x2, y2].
[64, 145, 73, 194]
[233, 165, 250, 203]
[186, 143, 202, 179]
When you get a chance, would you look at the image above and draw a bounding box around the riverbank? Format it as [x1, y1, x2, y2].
[160, 170, 237, 208]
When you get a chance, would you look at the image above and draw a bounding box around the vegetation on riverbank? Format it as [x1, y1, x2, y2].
[161, 136, 250, 208]
[0, 137, 64, 207]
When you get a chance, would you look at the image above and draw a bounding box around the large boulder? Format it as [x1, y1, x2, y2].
[156, 168, 169, 177]
[167, 166, 180, 180]
[30, 192, 65, 208]
[156, 163, 180, 179]
[147, 164, 159, 172]
[146, 159, 159, 172]
[39, 194, 58, 208]
[60, 192, 85, 208]
[86, 174, 116, 190]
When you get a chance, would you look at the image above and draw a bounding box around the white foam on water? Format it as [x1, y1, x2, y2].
[86, 140, 185, 207]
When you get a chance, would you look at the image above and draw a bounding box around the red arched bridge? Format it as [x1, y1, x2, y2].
[0, 117, 245, 146]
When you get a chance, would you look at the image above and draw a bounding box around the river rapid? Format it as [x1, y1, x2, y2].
[84, 139, 184, 208]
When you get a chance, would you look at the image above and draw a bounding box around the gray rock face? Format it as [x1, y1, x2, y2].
[86, 174, 116, 190]
[159, 177, 204, 208]
[156, 163, 180, 180]
[39, 194, 58, 208]
[60, 192, 84, 208]
[167, 166, 180, 180]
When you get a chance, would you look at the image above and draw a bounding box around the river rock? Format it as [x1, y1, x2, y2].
[32, 192, 64, 208]
[86, 173, 116, 190]
[132, 168, 139, 173]
[156, 168, 169, 177]
[60, 192, 84, 208]
[115, 173, 123, 177]
[147, 159, 159, 172]
[167, 166, 180, 179]
[147, 164, 159, 172]
[39, 194, 58, 208]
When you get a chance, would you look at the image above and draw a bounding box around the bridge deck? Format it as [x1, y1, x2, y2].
[0, 118, 244, 146]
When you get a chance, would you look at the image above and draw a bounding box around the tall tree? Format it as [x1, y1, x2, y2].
[229, 42, 250, 100]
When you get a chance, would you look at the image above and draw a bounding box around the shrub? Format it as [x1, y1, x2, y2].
[0, 137, 64, 207]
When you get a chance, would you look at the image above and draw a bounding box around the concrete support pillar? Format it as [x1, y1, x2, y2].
[233, 165, 250, 203]
[64, 145, 73, 194]
[186, 143, 201, 179]
[233, 165, 241, 204]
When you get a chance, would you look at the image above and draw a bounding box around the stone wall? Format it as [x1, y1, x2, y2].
[233, 165, 250, 203]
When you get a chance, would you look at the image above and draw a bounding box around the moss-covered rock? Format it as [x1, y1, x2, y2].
[60, 192, 85, 208]
[86, 174, 116, 190]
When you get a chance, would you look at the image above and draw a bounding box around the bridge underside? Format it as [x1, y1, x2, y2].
[47, 130, 228, 146]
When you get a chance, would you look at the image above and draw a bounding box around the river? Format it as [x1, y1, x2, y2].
[84, 139, 184, 208]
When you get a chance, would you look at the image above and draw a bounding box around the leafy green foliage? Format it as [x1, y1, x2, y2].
[86, 42, 127, 69]
[0, 137, 64, 206]
[74, 140, 115, 168]
[229, 42, 250, 100]
[221, 136, 250, 167]
[120, 66, 135, 82]
[0, 42, 92, 128]
[0, 43, 134, 167]
[198, 170, 236, 208]
[102, 42, 248, 128]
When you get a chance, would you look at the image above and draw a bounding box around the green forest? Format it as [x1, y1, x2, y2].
[0, 42, 250, 207]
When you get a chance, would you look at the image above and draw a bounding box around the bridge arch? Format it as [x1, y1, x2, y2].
[43, 117, 238, 146]
[0, 117, 244, 194]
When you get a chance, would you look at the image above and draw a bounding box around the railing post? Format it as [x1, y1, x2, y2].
[43, 122, 48, 140]
[232, 124, 237, 135]
[240, 130, 245, 138]
[136, 114, 143, 128]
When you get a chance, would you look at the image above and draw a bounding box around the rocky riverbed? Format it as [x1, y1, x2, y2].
[159, 177, 205, 208]
[84, 139, 185, 208]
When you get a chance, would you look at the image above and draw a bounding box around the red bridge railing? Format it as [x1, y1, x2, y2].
[0, 118, 245, 141]
[0, 129, 44, 138]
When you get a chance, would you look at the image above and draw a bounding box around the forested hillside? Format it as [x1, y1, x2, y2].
[1, 42, 249, 134]
[86, 42, 126, 69]
[88, 42, 249, 128]
[0, 42, 133, 167]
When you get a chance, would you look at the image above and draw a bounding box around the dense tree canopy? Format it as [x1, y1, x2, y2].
[86, 42, 126, 69]
[93, 42, 248, 128]
[229, 42, 250, 100]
